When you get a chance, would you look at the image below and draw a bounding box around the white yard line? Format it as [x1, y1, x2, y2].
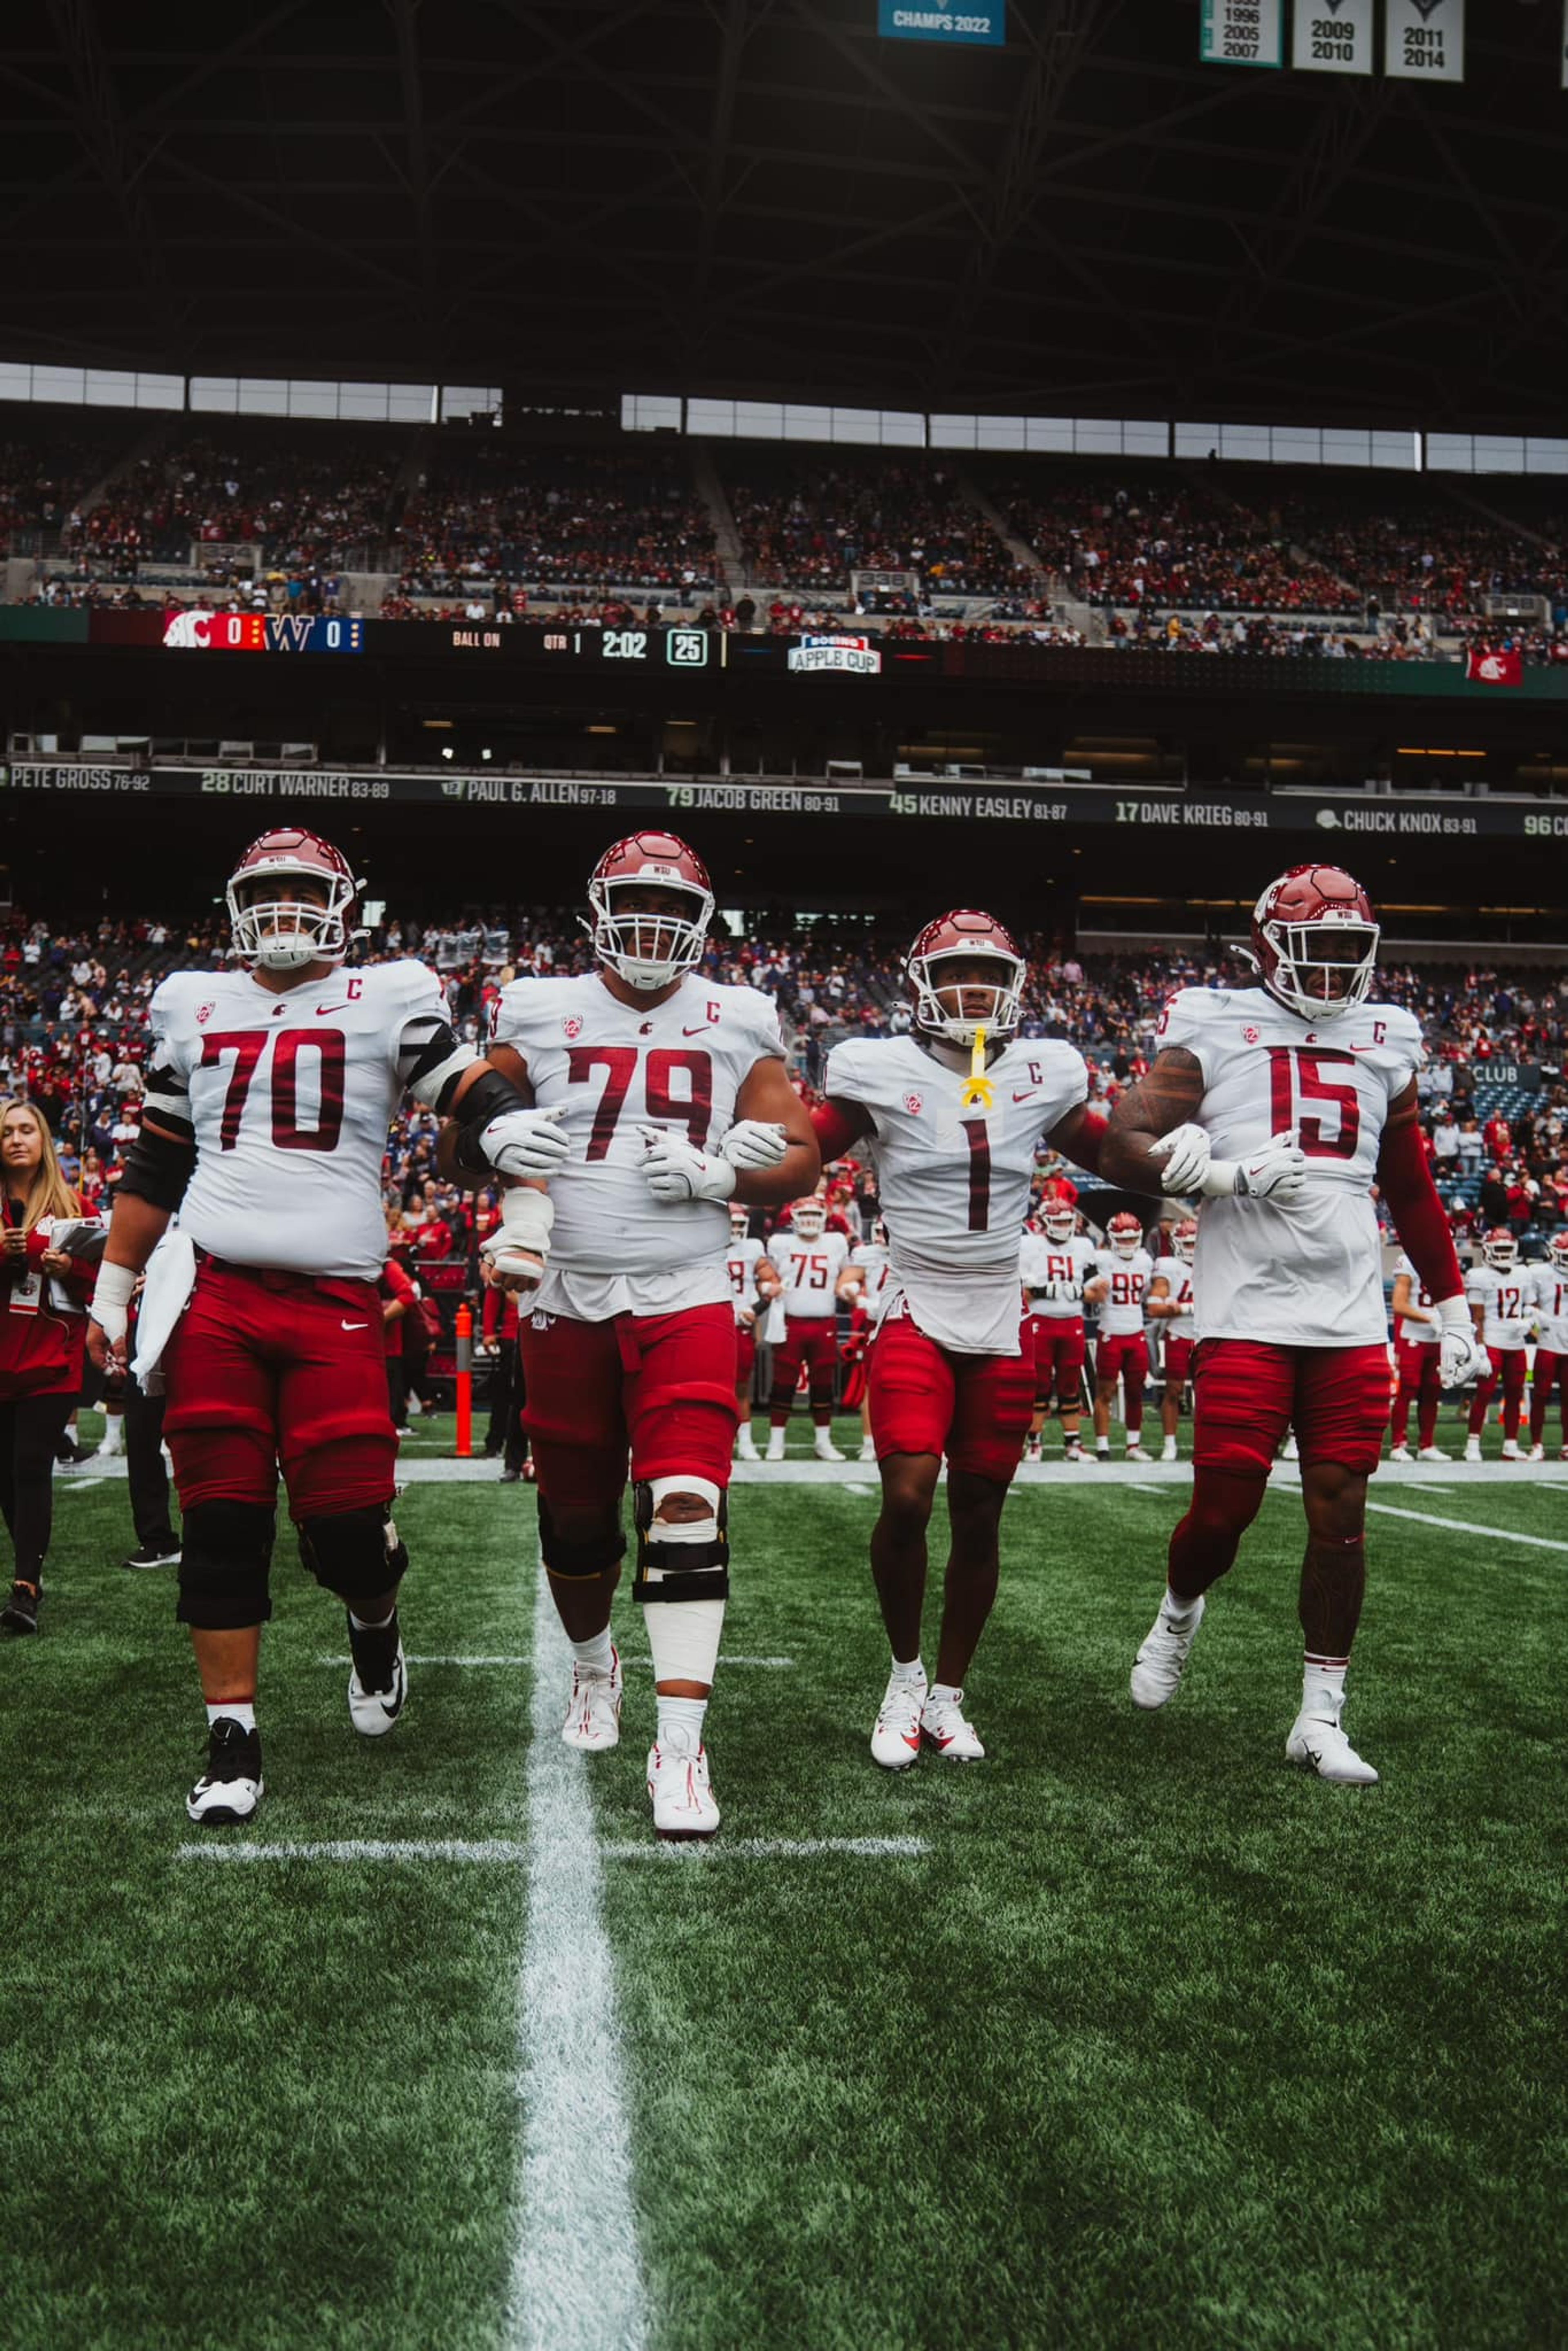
[599, 1836, 931, 1863]
[1362, 1500, 1568, 1554]
[506, 1556, 649, 2351]
[316, 1653, 795, 1669]
[177, 1839, 532, 1864]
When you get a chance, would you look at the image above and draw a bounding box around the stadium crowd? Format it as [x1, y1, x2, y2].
[724, 454, 1027, 598]
[390, 443, 717, 599]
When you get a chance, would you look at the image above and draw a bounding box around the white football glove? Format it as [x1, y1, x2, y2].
[480, 1188, 554, 1292]
[1435, 1295, 1489, 1389]
[1198, 1130, 1308, 1204]
[637, 1125, 736, 1204]
[720, 1119, 789, 1172]
[477, 1103, 570, 1178]
[1152, 1122, 1213, 1197]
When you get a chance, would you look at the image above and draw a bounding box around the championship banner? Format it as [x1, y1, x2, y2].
[1384, 0, 1463, 83]
[1293, 0, 1374, 75]
[1466, 647, 1523, 687]
[877, 1, 1005, 46]
[1200, 0, 1283, 67]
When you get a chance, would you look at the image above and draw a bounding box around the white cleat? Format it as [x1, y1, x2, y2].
[734, 1425, 760, 1462]
[1418, 1445, 1450, 1464]
[1285, 1711, 1379, 1786]
[1161, 1438, 1178, 1462]
[870, 1671, 926, 1769]
[1129, 1594, 1205, 1710]
[1024, 1438, 1042, 1464]
[764, 1429, 786, 1462]
[1501, 1439, 1520, 1462]
[813, 1432, 845, 1462]
[646, 1728, 720, 1838]
[186, 1717, 264, 1825]
[1528, 1442, 1546, 1463]
[1463, 1437, 1482, 1463]
[1125, 1443, 1153, 1464]
[1388, 1444, 1413, 1463]
[347, 1619, 408, 1737]
[858, 1436, 877, 1463]
[1281, 1434, 1300, 1462]
[560, 1647, 623, 1751]
[919, 1689, 984, 1761]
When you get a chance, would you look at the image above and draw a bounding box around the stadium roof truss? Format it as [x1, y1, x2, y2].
[3, 0, 1566, 433]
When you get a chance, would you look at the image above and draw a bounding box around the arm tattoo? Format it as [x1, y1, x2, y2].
[1099, 1047, 1206, 1192]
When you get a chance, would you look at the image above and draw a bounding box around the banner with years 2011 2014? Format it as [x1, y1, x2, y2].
[1384, 0, 1464, 83]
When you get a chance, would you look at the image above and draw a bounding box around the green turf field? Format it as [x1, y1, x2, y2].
[2, 1417, 1565, 2351]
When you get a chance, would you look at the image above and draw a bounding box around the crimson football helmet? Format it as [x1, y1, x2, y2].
[584, 831, 713, 990]
[1251, 864, 1379, 1022]
[226, 828, 361, 971]
[729, 1203, 751, 1240]
[1041, 1198, 1076, 1245]
[871, 1216, 889, 1248]
[1482, 1227, 1518, 1272]
[791, 1196, 827, 1241]
[904, 909, 1025, 1047]
[1549, 1232, 1568, 1272]
[1107, 1211, 1144, 1260]
[1173, 1217, 1198, 1263]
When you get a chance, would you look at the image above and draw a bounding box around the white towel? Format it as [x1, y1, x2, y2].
[131, 1230, 198, 1395]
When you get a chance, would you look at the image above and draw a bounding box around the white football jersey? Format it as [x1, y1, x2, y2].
[1150, 1253, 1196, 1335]
[847, 1239, 895, 1326]
[1019, 1231, 1097, 1321]
[1096, 1246, 1154, 1337]
[1529, 1262, 1568, 1353]
[726, 1233, 767, 1326]
[825, 1034, 1089, 1355]
[773, 1229, 850, 1319]
[1465, 1261, 1532, 1352]
[491, 970, 784, 1316]
[1158, 985, 1423, 1347]
[1393, 1251, 1439, 1348]
[148, 960, 457, 1281]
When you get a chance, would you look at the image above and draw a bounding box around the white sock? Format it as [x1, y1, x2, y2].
[207, 1700, 256, 1731]
[96, 1416, 124, 1454]
[928, 1678, 964, 1709]
[569, 1626, 615, 1676]
[656, 1692, 707, 1750]
[1302, 1653, 1349, 1718]
[1096, 1437, 1111, 1455]
[889, 1656, 926, 1688]
[349, 1604, 396, 1631]
[1161, 1585, 1202, 1624]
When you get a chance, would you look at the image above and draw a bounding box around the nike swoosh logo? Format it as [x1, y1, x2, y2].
[1012, 1091, 1038, 1104]
[341, 1319, 369, 1330]
[682, 1023, 713, 1036]
[316, 1003, 352, 1016]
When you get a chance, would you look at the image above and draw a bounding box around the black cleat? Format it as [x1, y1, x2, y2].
[186, 1717, 263, 1823]
[0, 1580, 39, 1634]
[124, 1541, 182, 1571]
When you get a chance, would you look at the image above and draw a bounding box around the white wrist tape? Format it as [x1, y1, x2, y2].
[91, 1261, 138, 1318]
[497, 1188, 554, 1255]
[1435, 1294, 1472, 1329]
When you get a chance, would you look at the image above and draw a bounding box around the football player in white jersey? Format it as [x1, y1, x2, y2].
[86, 828, 565, 1824]
[1388, 1252, 1446, 1462]
[1147, 1216, 1198, 1462]
[1527, 1230, 1568, 1460]
[1018, 1194, 1096, 1462]
[763, 1195, 854, 1461]
[725, 1203, 771, 1462]
[1083, 1211, 1155, 1463]
[1100, 862, 1486, 1785]
[816, 910, 1105, 1767]
[475, 832, 818, 1838]
[843, 1216, 894, 1462]
[1463, 1229, 1531, 1462]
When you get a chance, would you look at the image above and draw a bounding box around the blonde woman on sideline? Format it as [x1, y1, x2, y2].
[0, 1099, 98, 1633]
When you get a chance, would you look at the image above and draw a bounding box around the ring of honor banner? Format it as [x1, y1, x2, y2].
[1200, 0, 1283, 67]
[1293, 0, 1374, 75]
[1384, 0, 1463, 82]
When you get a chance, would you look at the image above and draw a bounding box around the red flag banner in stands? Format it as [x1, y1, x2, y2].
[1466, 648, 1523, 687]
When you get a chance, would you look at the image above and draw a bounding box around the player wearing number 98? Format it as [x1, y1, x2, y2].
[1102, 862, 1487, 1786]
[474, 832, 818, 1841]
[86, 828, 559, 1828]
[814, 911, 1105, 1771]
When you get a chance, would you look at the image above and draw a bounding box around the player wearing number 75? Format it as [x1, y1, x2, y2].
[464, 832, 818, 1842]
[1100, 862, 1488, 1787]
[86, 827, 560, 1829]
[812, 910, 1105, 1773]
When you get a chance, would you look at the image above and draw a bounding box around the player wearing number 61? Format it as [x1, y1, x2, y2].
[812, 910, 1106, 1772]
[1100, 862, 1490, 1787]
[87, 827, 563, 1828]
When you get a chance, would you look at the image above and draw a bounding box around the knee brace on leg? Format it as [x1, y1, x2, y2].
[537, 1493, 626, 1581]
[297, 1504, 408, 1609]
[177, 1499, 277, 1630]
[632, 1475, 729, 1604]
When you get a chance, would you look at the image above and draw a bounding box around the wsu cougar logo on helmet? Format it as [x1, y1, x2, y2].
[583, 831, 714, 993]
